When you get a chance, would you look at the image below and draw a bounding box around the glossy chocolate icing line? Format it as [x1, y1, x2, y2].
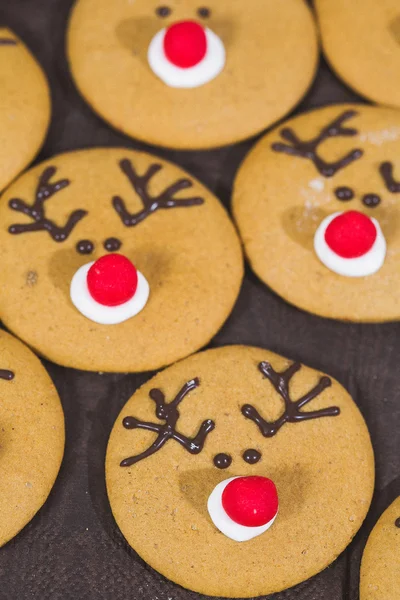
[242, 361, 340, 438]
[362, 193, 381, 208]
[243, 449, 261, 464]
[335, 186, 354, 201]
[213, 453, 232, 469]
[395, 517, 400, 528]
[0, 38, 17, 45]
[112, 159, 204, 228]
[9, 166, 87, 242]
[76, 239, 94, 254]
[120, 378, 215, 467]
[272, 110, 363, 177]
[379, 162, 400, 193]
[104, 237, 122, 252]
[0, 369, 14, 380]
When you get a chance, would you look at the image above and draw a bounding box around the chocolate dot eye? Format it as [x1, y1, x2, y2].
[197, 7, 211, 18]
[76, 239, 94, 255]
[243, 449, 261, 464]
[103, 237, 122, 252]
[156, 5, 171, 17]
[213, 453, 232, 469]
[334, 186, 354, 201]
[362, 193, 381, 208]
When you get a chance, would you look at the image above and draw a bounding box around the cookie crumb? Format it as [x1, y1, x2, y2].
[25, 270, 38, 287]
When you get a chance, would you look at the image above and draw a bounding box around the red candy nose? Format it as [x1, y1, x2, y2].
[325, 211, 377, 259]
[87, 254, 138, 307]
[222, 476, 278, 527]
[163, 20, 207, 68]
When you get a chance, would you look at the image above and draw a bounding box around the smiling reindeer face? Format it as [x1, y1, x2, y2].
[233, 104, 400, 322]
[0, 148, 242, 372]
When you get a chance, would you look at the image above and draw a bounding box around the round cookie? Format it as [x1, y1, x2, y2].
[233, 104, 400, 322]
[0, 27, 50, 192]
[0, 329, 64, 546]
[106, 345, 374, 597]
[67, 0, 318, 149]
[0, 148, 243, 372]
[316, 0, 400, 109]
[360, 497, 400, 600]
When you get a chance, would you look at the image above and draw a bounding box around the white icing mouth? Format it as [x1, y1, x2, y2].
[148, 27, 225, 88]
[70, 261, 150, 325]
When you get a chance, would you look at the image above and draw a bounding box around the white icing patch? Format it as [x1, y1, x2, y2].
[70, 262, 149, 324]
[309, 178, 325, 192]
[359, 127, 400, 146]
[314, 212, 386, 277]
[207, 477, 277, 542]
[148, 27, 225, 88]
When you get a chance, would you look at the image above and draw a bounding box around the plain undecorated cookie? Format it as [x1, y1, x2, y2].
[360, 497, 400, 600]
[316, 0, 400, 109]
[106, 345, 374, 597]
[233, 104, 400, 322]
[0, 148, 243, 372]
[0, 28, 50, 192]
[67, 0, 318, 149]
[0, 329, 64, 546]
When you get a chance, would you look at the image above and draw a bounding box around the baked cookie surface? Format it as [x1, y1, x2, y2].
[0, 28, 50, 192]
[67, 0, 318, 149]
[360, 497, 400, 600]
[106, 345, 374, 597]
[233, 104, 400, 322]
[0, 329, 64, 546]
[316, 0, 400, 109]
[0, 148, 243, 372]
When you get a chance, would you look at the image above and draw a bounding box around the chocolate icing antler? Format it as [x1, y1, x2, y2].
[112, 159, 204, 227]
[8, 166, 87, 241]
[120, 378, 215, 467]
[242, 361, 340, 438]
[0, 369, 14, 380]
[379, 162, 400, 194]
[271, 110, 363, 177]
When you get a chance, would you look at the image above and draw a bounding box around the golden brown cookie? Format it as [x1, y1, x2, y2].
[67, 0, 318, 149]
[233, 104, 400, 322]
[0, 27, 50, 192]
[0, 148, 243, 372]
[0, 329, 64, 547]
[360, 497, 400, 600]
[316, 0, 400, 109]
[106, 345, 374, 597]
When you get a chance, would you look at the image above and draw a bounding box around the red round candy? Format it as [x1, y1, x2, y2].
[163, 20, 207, 68]
[222, 476, 278, 528]
[324, 211, 377, 259]
[87, 254, 138, 307]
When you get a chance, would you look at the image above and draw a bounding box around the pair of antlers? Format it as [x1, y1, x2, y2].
[8, 160, 204, 242]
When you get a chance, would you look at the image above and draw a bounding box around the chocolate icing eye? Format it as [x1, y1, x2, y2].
[213, 453, 232, 469]
[76, 239, 95, 255]
[156, 5, 171, 17]
[197, 7, 211, 18]
[103, 237, 122, 252]
[362, 193, 381, 208]
[242, 449, 261, 464]
[334, 186, 354, 202]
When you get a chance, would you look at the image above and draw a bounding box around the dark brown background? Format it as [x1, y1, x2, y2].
[0, 1, 399, 598]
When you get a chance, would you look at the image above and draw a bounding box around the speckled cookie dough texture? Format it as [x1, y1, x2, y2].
[67, 0, 318, 149]
[0, 148, 243, 372]
[316, 0, 400, 109]
[233, 104, 400, 322]
[106, 345, 374, 598]
[0, 28, 50, 192]
[0, 329, 64, 547]
[360, 497, 400, 600]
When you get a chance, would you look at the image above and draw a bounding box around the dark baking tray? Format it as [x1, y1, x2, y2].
[0, 1, 399, 599]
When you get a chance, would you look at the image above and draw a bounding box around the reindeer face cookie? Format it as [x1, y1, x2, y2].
[0, 148, 242, 372]
[106, 345, 374, 597]
[360, 497, 400, 600]
[0, 28, 50, 192]
[0, 329, 64, 546]
[67, 0, 318, 149]
[233, 104, 400, 322]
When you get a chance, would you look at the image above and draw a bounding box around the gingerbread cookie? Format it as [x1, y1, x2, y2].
[233, 104, 400, 322]
[67, 0, 318, 149]
[0, 148, 243, 372]
[316, 0, 400, 110]
[0, 329, 64, 547]
[106, 345, 374, 597]
[0, 27, 50, 192]
[360, 497, 400, 600]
